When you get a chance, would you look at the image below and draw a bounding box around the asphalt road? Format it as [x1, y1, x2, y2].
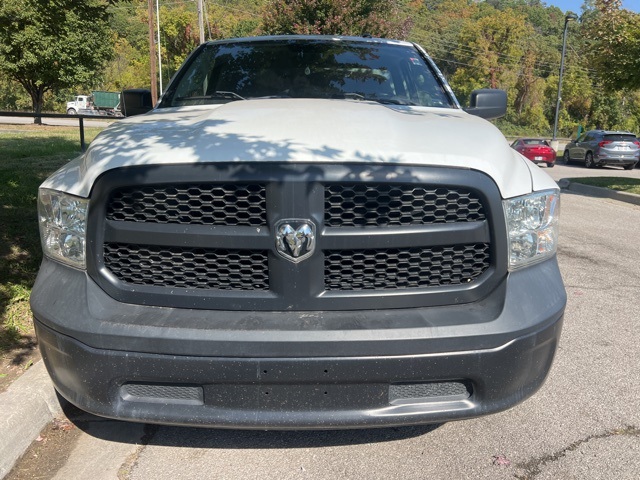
[8, 163, 640, 480]
[543, 160, 640, 182]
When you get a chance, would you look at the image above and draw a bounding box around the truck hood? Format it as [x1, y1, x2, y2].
[44, 99, 551, 198]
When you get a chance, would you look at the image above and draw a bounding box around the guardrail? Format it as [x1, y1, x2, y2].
[0, 111, 119, 151]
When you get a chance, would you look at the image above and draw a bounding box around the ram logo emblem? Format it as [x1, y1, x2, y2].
[275, 220, 316, 263]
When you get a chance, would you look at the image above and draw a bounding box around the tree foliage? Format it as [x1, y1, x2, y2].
[410, 0, 640, 136]
[1, 0, 640, 136]
[0, 0, 114, 120]
[452, 8, 531, 91]
[585, 0, 640, 90]
[262, 0, 412, 38]
[159, 3, 200, 84]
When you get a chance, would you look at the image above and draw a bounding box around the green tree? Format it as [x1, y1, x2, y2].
[450, 8, 531, 100]
[0, 76, 30, 111]
[207, 0, 264, 39]
[512, 44, 550, 132]
[0, 0, 113, 122]
[102, 36, 150, 91]
[585, 0, 640, 90]
[409, 0, 479, 77]
[590, 88, 640, 132]
[160, 3, 200, 85]
[262, 0, 412, 38]
[407, 0, 640, 135]
[103, 1, 155, 92]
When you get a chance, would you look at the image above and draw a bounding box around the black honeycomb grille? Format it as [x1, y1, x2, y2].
[104, 243, 269, 290]
[325, 244, 490, 290]
[389, 382, 472, 401]
[325, 184, 485, 227]
[123, 383, 203, 402]
[106, 184, 267, 226]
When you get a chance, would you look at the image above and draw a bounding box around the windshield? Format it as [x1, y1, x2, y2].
[161, 39, 455, 109]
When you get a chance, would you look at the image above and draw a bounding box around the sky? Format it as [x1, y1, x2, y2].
[544, 0, 640, 13]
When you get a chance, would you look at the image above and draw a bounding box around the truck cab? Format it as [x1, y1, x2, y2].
[66, 95, 92, 115]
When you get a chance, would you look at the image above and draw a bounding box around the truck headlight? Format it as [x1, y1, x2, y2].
[38, 189, 88, 269]
[503, 189, 560, 270]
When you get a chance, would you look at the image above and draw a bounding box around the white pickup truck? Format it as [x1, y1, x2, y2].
[33, 35, 566, 429]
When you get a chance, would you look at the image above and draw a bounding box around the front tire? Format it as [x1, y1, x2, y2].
[563, 150, 570, 164]
[67, 108, 77, 115]
[623, 163, 635, 170]
[585, 152, 595, 168]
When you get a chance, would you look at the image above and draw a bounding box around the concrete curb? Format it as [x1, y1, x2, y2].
[0, 361, 61, 479]
[559, 178, 640, 206]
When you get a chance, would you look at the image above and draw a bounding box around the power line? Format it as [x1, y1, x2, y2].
[412, 31, 598, 76]
[411, 31, 600, 81]
[207, 0, 261, 18]
[108, 0, 197, 11]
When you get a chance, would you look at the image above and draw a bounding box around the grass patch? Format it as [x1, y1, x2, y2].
[0, 125, 103, 355]
[569, 177, 640, 195]
[0, 124, 103, 161]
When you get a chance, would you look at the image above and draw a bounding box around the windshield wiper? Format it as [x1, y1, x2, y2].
[336, 92, 366, 101]
[251, 95, 292, 99]
[369, 97, 418, 106]
[176, 91, 246, 102]
[334, 93, 417, 106]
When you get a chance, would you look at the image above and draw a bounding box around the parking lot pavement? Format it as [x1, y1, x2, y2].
[542, 160, 640, 183]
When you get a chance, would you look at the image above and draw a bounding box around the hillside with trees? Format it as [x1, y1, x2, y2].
[1, 0, 638, 137]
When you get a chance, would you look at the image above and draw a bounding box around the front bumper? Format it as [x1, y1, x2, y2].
[32, 258, 566, 429]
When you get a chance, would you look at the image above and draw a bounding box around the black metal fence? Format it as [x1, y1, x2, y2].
[0, 111, 119, 151]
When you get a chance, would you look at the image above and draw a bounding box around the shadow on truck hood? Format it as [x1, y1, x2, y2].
[44, 99, 539, 198]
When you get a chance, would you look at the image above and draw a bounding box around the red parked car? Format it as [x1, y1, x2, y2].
[511, 138, 556, 168]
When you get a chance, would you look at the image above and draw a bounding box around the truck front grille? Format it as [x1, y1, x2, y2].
[90, 164, 506, 311]
[107, 183, 267, 226]
[104, 243, 269, 291]
[325, 244, 490, 291]
[389, 382, 472, 402]
[325, 184, 485, 227]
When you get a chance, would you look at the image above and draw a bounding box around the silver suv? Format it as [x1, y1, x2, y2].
[563, 130, 639, 169]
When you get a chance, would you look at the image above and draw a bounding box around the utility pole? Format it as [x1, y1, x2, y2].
[147, 0, 158, 105]
[552, 12, 578, 145]
[197, 0, 205, 44]
[157, 0, 163, 96]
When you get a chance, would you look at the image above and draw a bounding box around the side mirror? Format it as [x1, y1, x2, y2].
[464, 89, 507, 120]
[120, 89, 153, 117]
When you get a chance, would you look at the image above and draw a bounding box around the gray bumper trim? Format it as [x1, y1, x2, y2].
[31, 257, 565, 358]
[36, 313, 562, 429]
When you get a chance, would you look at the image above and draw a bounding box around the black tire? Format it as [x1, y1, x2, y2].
[585, 152, 595, 168]
[546, 162, 555, 168]
[563, 149, 570, 164]
[623, 163, 635, 170]
[67, 108, 77, 115]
